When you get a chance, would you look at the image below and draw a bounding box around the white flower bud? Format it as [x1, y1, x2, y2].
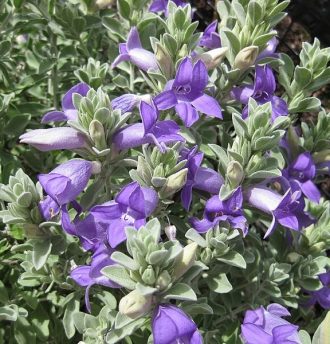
[234, 46, 259, 70]
[165, 225, 177, 240]
[194, 47, 228, 70]
[172, 242, 198, 281]
[226, 161, 244, 188]
[119, 290, 153, 319]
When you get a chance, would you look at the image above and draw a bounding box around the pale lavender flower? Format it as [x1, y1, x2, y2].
[180, 146, 223, 210]
[76, 182, 159, 248]
[190, 187, 247, 235]
[112, 27, 158, 72]
[306, 271, 330, 309]
[241, 304, 300, 344]
[283, 152, 321, 203]
[257, 37, 279, 60]
[199, 21, 221, 49]
[41, 83, 90, 123]
[112, 94, 152, 114]
[154, 57, 222, 127]
[152, 304, 202, 344]
[38, 159, 99, 206]
[112, 101, 184, 152]
[149, 0, 187, 15]
[19, 127, 88, 151]
[232, 65, 288, 121]
[70, 243, 120, 312]
[246, 184, 313, 237]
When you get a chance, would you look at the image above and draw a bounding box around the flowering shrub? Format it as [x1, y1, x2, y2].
[1, 0, 330, 343]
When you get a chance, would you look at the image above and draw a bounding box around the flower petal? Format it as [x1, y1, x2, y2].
[175, 102, 199, 127]
[192, 94, 223, 118]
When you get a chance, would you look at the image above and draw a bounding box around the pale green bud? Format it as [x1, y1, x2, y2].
[156, 270, 172, 290]
[155, 43, 174, 79]
[313, 150, 330, 164]
[201, 247, 213, 265]
[95, 0, 115, 9]
[119, 290, 153, 319]
[226, 161, 244, 188]
[89, 119, 107, 150]
[159, 168, 188, 199]
[195, 47, 228, 70]
[91, 161, 102, 174]
[142, 266, 156, 285]
[172, 242, 198, 280]
[234, 46, 259, 70]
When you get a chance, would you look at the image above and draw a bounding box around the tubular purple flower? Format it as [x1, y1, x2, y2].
[232, 65, 288, 121]
[241, 304, 300, 344]
[112, 27, 158, 72]
[112, 101, 184, 153]
[199, 21, 221, 49]
[112, 94, 152, 114]
[246, 185, 313, 237]
[283, 152, 321, 203]
[76, 182, 159, 248]
[70, 243, 121, 312]
[180, 146, 223, 210]
[152, 304, 202, 344]
[38, 195, 60, 221]
[19, 127, 88, 151]
[306, 271, 330, 309]
[154, 57, 222, 127]
[41, 83, 90, 123]
[38, 159, 100, 206]
[190, 187, 247, 235]
[257, 37, 279, 61]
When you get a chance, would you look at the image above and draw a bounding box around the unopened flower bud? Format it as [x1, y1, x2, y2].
[313, 149, 330, 164]
[89, 119, 106, 150]
[119, 290, 153, 319]
[91, 161, 102, 174]
[226, 161, 244, 188]
[234, 46, 259, 70]
[160, 168, 188, 199]
[142, 266, 156, 285]
[95, 0, 115, 9]
[201, 247, 213, 265]
[165, 225, 177, 240]
[156, 270, 172, 290]
[172, 242, 198, 280]
[195, 47, 228, 70]
[155, 43, 174, 79]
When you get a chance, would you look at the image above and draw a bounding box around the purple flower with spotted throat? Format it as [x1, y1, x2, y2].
[70, 243, 120, 312]
[199, 21, 221, 49]
[112, 27, 158, 72]
[41, 83, 90, 123]
[152, 304, 202, 344]
[75, 182, 159, 248]
[190, 187, 247, 235]
[180, 146, 223, 210]
[232, 65, 288, 121]
[154, 57, 222, 127]
[112, 101, 184, 153]
[241, 303, 300, 344]
[283, 152, 321, 203]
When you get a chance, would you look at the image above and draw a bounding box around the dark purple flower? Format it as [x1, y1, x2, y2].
[241, 304, 300, 344]
[257, 37, 279, 61]
[19, 127, 88, 151]
[154, 57, 222, 127]
[199, 21, 221, 49]
[112, 27, 158, 72]
[152, 304, 202, 344]
[246, 184, 313, 237]
[283, 152, 321, 203]
[38, 159, 100, 206]
[190, 187, 247, 235]
[70, 243, 120, 312]
[180, 146, 223, 210]
[41, 83, 90, 123]
[306, 271, 330, 309]
[76, 182, 158, 248]
[112, 101, 184, 152]
[232, 65, 288, 121]
[112, 94, 152, 114]
[38, 195, 60, 221]
[149, 0, 187, 15]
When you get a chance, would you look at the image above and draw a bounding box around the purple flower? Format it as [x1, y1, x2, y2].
[38, 159, 100, 206]
[241, 304, 300, 344]
[257, 37, 279, 61]
[306, 272, 330, 309]
[38, 196, 60, 221]
[154, 57, 222, 127]
[112, 101, 184, 152]
[76, 182, 159, 248]
[112, 27, 158, 72]
[70, 243, 120, 312]
[199, 21, 221, 49]
[41, 83, 90, 123]
[112, 94, 152, 114]
[180, 146, 223, 210]
[190, 187, 247, 235]
[283, 152, 321, 203]
[232, 65, 288, 121]
[152, 304, 202, 344]
[149, 0, 187, 15]
[246, 185, 313, 237]
[19, 127, 88, 151]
